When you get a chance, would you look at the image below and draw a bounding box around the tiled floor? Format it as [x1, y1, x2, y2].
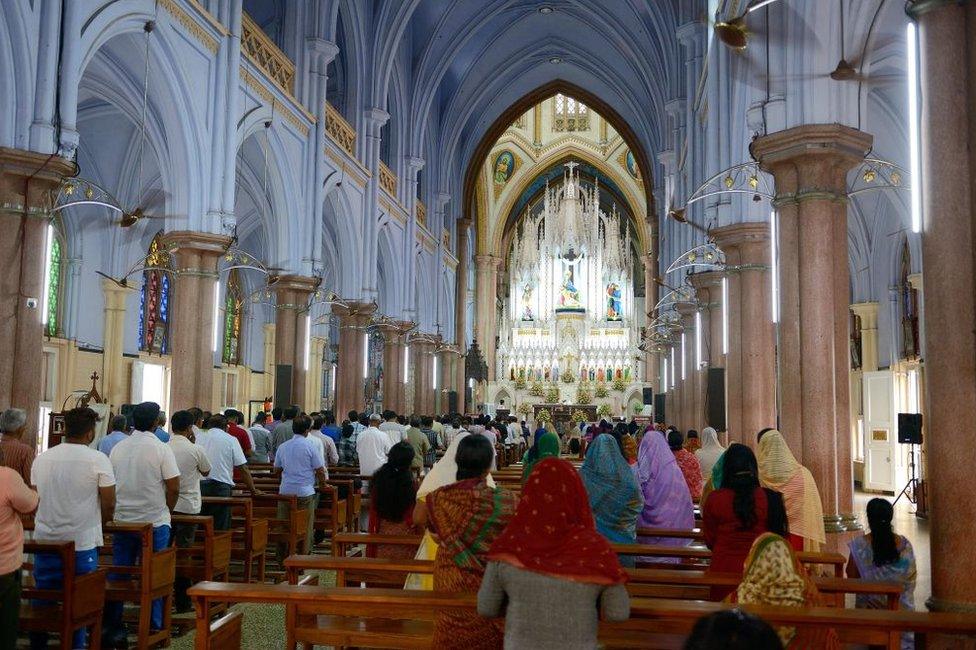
[853, 489, 930, 610]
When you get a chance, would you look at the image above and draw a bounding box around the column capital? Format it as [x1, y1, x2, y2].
[362, 107, 390, 132]
[305, 38, 340, 65]
[906, 0, 965, 19]
[907, 272, 923, 292]
[434, 192, 451, 210]
[405, 155, 425, 174]
[711, 221, 770, 248]
[474, 254, 501, 270]
[162, 230, 234, 256]
[457, 217, 473, 229]
[850, 301, 880, 328]
[0, 148, 74, 217]
[332, 300, 377, 325]
[273, 274, 321, 294]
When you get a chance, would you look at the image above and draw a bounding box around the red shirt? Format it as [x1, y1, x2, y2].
[702, 487, 771, 576]
[227, 423, 252, 482]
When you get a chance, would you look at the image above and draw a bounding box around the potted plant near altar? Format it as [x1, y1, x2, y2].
[596, 403, 613, 419]
[528, 380, 544, 397]
[517, 402, 533, 419]
[575, 385, 592, 404]
[611, 376, 627, 392]
[594, 382, 609, 398]
[537, 409, 553, 426]
[560, 368, 575, 384]
[514, 376, 527, 390]
[571, 409, 590, 425]
[544, 385, 561, 403]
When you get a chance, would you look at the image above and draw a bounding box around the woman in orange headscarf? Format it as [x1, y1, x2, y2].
[756, 430, 826, 552]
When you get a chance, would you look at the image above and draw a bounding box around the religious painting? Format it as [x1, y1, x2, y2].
[557, 263, 583, 311]
[521, 284, 534, 321]
[618, 149, 642, 182]
[606, 282, 622, 321]
[493, 150, 515, 185]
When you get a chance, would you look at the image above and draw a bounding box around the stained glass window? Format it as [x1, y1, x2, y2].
[139, 233, 171, 354]
[222, 269, 243, 365]
[45, 237, 62, 337]
[900, 240, 919, 360]
[553, 93, 588, 132]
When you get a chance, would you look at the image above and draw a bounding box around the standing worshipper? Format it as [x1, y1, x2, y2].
[367, 442, 420, 558]
[196, 414, 262, 530]
[621, 434, 638, 466]
[1, 436, 39, 649]
[404, 416, 431, 474]
[310, 416, 339, 470]
[248, 413, 272, 463]
[98, 415, 130, 457]
[356, 414, 394, 478]
[480, 458, 630, 649]
[635, 426, 695, 556]
[379, 410, 405, 445]
[105, 402, 180, 644]
[669, 429, 704, 500]
[420, 417, 439, 469]
[735, 534, 840, 649]
[756, 430, 826, 551]
[274, 414, 327, 558]
[414, 435, 517, 648]
[153, 412, 170, 442]
[0, 408, 35, 484]
[337, 422, 359, 467]
[684, 429, 701, 453]
[271, 405, 299, 454]
[847, 498, 917, 649]
[225, 409, 254, 461]
[695, 426, 726, 481]
[167, 410, 211, 612]
[521, 431, 560, 483]
[321, 412, 341, 444]
[580, 434, 643, 548]
[29, 407, 113, 649]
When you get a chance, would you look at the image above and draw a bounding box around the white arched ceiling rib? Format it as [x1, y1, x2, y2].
[321, 188, 360, 297]
[0, 1, 33, 148]
[376, 226, 399, 316]
[368, 0, 419, 110]
[234, 133, 293, 266]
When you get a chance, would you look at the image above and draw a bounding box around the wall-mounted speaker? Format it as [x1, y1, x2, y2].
[642, 387, 653, 405]
[654, 394, 666, 424]
[706, 368, 726, 432]
[274, 364, 293, 407]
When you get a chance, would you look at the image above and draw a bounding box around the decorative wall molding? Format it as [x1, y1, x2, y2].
[158, 0, 221, 52]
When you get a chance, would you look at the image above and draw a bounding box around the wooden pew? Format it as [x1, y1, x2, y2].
[328, 478, 362, 533]
[202, 497, 269, 583]
[312, 484, 346, 551]
[636, 527, 705, 541]
[188, 582, 976, 650]
[251, 494, 311, 575]
[172, 515, 233, 630]
[19, 541, 107, 649]
[203, 610, 244, 650]
[101, 521, 177, 648]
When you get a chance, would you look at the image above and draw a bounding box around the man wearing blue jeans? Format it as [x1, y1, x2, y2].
[30, 406, 116, 649]
[105, 401, 180, 646]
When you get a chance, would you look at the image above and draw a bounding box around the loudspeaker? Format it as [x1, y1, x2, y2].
[654, 394, 666, 424]
[274, 364, 293, 407]
[642, 387, 653, 405]
[706, 368, 726, 432]
[447, 391, 458, 414]
[897, 413, 923, 445]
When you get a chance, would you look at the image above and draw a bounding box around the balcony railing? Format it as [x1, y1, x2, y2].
[241, 13, 295, 95]
[325, 102, 356, 157]
[379, 162, 398, 196]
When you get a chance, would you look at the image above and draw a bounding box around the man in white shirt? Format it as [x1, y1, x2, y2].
[356, 413, 393, 480]
[310, 415, 339, 473]
[196, 413, 261, 531]
[106, 401, 180, 641]
[506, 417, 521, 445]
[31, 406, 115, 649]
[378, 410, 405, 445]
[167, 410, 211, 612]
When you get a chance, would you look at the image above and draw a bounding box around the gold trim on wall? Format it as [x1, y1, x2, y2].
[241, 13, 295, 94]
[158, 0, 221, 52]
[240, 67, 311, 136]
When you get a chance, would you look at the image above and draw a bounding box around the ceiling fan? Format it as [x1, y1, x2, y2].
[714, 0, 785, 50]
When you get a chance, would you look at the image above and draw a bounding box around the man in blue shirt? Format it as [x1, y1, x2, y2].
[321, 412, 341, 444]
[273, 414, 326, 559]
[153, 412, 170, 442]
[98, 415, 130, 456]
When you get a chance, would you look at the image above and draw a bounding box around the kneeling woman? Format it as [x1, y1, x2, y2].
[414, 435, 517, 648]
[479, 457, 630, 650]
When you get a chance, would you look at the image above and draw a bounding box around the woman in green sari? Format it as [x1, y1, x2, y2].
[521, 431, 560, 483]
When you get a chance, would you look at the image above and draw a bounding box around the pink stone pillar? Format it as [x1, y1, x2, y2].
[164, 231, 234, 412]
[0, 149, 73, 447]
[333, 301, 377, 418]
[642, 253, 659, 388]
[910, 0, 976, 619]
[379, 321, 413, 414]
[454, 219, 471, 410]
[676, 304, 697, 429]
[273, 275, 320, 408]
[753, 124, 871, 534]
[474, 255, 501, 380]
[711, 223, 777, 447]
[411, 337, 437, 415]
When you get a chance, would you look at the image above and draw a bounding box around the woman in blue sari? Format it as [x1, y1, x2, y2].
[581, 434, 643, 549]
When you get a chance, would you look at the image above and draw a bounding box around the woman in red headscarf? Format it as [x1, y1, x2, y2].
[478, 458, 631, 649]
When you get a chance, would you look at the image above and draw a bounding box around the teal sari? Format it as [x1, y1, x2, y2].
[580, 434, 643, 544]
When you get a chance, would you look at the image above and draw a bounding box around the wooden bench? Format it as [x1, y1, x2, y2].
[202, 497, 269, 583]
[251, 494, 311, 575]
[100, 521, 177, 648]
[311, 484, 346, 551]
[636, 527, 705, 541]
[203, 611, 244, 650]
[188, 582, 976, 650]
[327, 478, 362, 533]
[172, 514, 233, 630]
[19, 540, 107, 649]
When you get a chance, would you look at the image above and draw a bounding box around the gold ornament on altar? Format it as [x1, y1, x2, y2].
[514, 376, 527, 390]
[596, 404, 612, 418]
[575, 386, 592, 404]
[529, 381, 544, 397]
[545, 385, 560, 403]
[560, 368, 575, 384]
[537, 409, 553, 424]
[517, 402, 533, 417]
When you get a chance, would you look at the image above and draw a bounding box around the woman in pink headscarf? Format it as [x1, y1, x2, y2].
[635, 427, 695, 561]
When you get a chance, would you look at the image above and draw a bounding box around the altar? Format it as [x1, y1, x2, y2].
[532, 404, 598, 435]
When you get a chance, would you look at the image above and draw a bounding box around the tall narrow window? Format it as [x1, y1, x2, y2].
[552, 93, 589, 132]
[43, 227, 62, 338]
[900, 240, 919, 360]
[139, 232, 171, 354]
[222, 269, 243, 365]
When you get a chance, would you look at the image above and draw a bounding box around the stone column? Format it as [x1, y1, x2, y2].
[379, 321, 413, 414]
[263, 323, 275, 399]
[454, 218, 472, 410]
[850, 302, 879, 372]
[909, 0, 976, 619]
[411, 337, 437, 415]
[436, 346, 458, 414]
[474, 254, 501, 381]
[711, 223, 776, 446]
[676, 304, 697, 429]
[101, 279, 134, 411]
[0, 149, 73, 446]
[304, 335, 328, 412]
[164, 231, 233, 412]
[333, 301, 376, 417]
[753, 124, 871, 536]
[642, 253, 659, 387]
[273, 275, 320, 408]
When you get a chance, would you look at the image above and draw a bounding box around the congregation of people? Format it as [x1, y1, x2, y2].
[0, 401, 921, 649]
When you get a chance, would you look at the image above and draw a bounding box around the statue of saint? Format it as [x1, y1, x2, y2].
[606, 282, 622, 320]
[521, 285, 534, 321]
[559, 267, 582, 308]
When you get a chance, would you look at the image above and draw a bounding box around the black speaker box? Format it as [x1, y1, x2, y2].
[274, 364, 294, 407]
[654, 394, 666, 424]
[642, 387, 653, 405]
[447, 391, 458, 414]
[897, 412, 923, 445]
[706, 367, 726, 432]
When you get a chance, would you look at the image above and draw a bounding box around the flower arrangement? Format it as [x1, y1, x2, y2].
[544, 385, 561, 403]
[594, 382, 609, 398]
[570, 409, 590, 424]
[575, 386, 592, 404]
[560, 368, 576, 384]
[516, 402, 533, 417]
[536, 409, 553, 424]
[611, 376, 627, 392]
[528, 381, 544, 397]
[596, 403, 613, 418]
[632, 402, 643, 414]
[514, 376, 527, 390]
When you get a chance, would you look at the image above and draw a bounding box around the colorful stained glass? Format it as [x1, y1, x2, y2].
[140, 233, 170, 354]
[45, 238, 61, 337]
[222, 269, 243, 365]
